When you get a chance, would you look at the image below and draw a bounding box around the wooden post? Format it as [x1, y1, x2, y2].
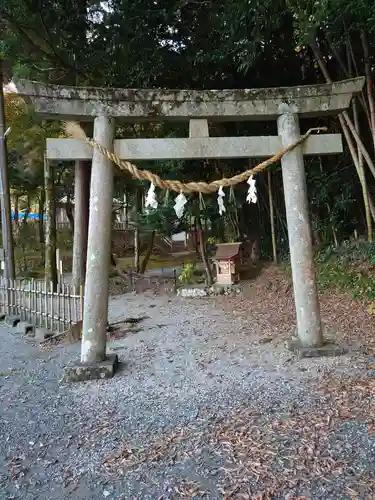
[44, 156, 58, 291]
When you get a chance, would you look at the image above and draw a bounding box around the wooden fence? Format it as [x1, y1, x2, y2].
[0, 278, 83, 334]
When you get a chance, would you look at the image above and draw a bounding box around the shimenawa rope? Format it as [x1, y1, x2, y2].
[64, 121, 327, 194]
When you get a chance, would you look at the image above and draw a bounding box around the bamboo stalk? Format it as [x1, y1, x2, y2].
[67, 284, 72, 330]
[31, 279, 35, 328]
[79, 284, 83, 321]
[267, 170, 277, 263]
[310, 35, 375, 239]
[309, 37, 375, 180]
[347, 39, 373, 242]
[50, 281, 54, 332]
[361, 30, 375, 153]
[57, 279, 61, 332]
[44, 280, 48, 330]
[353, 100, 372, 241]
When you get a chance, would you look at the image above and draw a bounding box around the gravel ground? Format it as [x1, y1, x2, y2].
[0, 291, 374, 499]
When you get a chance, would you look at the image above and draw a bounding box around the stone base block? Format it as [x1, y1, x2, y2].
[62, 354, 118, 383]
[0, 312, 6, 321]
[285, 337, 348, 358]
[5, 315, 21, 327]
[16, 321, 34, 335]
[35, 327, 53, 343]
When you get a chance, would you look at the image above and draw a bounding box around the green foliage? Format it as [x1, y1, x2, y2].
[178, 263, 197, 284]
[317, 260, 375, 300]
[3, 0, 375, 271]
[316, 240, 375, 300]
[207, 236, 217, 245]
[316, 239, 375, 265]
[135, 196, 188, 236]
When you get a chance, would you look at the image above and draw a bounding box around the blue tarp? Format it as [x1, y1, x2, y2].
[11, 212, 47, 221]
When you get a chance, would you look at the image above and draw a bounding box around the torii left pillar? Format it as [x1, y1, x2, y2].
[65, 115, 118, 381]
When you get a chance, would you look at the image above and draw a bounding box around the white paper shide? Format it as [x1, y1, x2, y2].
[145, 182, 158, 210]
[217, 186, 226, 215]
[174, 192, 187, 218]
[246, 175, 257, 204]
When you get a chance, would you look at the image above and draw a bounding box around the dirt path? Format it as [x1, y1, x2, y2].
[0, 292, 374, 499]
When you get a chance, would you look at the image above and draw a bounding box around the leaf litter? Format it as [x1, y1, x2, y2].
[104, 374, 375, 497]
[103, 266, 375, 498]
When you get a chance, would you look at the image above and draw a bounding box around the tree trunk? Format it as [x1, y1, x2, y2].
[134, 188, 142, 272]
[38, 190, 45, 263]
[13, 194, 19, 239]
[196, 216, 213, 285]
[72, 160, 90, 289]
[267, 170, 277, 263]
[347, 38, 373, 241]
[194, 217, 199, 253]
[13, 195, 19, 224]
[353, 97, 373, 242]
[0, 59, 15, 280]
[327, 35, 370, 125]
[44, 156, 57, 290]
[134, 228, 140, 272]
[310, 35, 375, 236]
[124, 192, 128, 228]
[310, 37, 375, 180]
[139, 230, 155, 274]
[22, 196, 30, 227]
[65, 193, 74, 233]
[361, 30, 375, 153]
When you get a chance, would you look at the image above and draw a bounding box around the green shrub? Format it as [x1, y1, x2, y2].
[178, 263, 197, 284]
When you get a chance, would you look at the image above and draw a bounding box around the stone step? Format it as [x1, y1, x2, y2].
[16, 321, 34, 335]
[5, 315, 21, 327]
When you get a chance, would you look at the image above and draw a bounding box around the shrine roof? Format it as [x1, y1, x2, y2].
[214, 243, 242, 260]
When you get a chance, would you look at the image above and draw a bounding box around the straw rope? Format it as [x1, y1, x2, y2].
[64, 121, 327, 194]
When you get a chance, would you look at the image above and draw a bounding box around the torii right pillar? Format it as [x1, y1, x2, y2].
[277, 107, 323, 349]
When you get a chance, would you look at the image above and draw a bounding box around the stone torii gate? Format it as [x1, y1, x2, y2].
[15, 77, 364, 381]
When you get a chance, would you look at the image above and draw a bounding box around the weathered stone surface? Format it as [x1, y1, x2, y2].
[47, 134, 343, 161]
[62, 354, 118, 382]
[278, 112, 323, 347]
[35, 327, 53, 343]
[80, 116, 115, 364]
[177, 284, 241, 298]
[189, 119, 209, 137]
[5, 315, 21, 327]
[178, 287, 208, 298]
[72, 160, 90, 289]
[16, 321, 34, 335]
[15, 77, 365, 121]
[285, 338, 348, 358]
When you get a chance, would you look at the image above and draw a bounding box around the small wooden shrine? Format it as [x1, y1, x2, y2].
[214, 242, 253, 285]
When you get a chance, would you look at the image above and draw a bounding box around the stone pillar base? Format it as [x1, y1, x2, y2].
[285, 337, 348, 358]
[62, 354, 118, 382]
[5, 315, 21, 327]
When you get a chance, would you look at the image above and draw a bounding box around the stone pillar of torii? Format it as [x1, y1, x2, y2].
[15, 77, 364, 380]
